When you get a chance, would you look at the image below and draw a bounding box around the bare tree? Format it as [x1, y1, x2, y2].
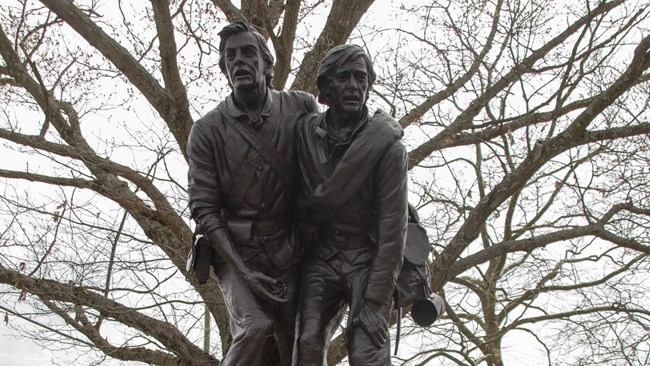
[0, 0, 648, 365]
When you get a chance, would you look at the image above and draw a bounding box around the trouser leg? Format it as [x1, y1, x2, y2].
[216, 261, 275, 366]
[345, 261, 393, 366]
[293, 254, 346, 366]
[346, 322, 392, 366]
[272, 264, 300, 366]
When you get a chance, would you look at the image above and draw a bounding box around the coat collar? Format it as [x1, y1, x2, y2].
[223, 89, 274, 120]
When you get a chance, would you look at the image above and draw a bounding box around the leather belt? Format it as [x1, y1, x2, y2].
[323, 232, 370, 249]
[252, 217, 289, 235]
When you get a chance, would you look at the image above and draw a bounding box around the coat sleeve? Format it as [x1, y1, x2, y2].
[304, 93, 319, 114]
[188, 118, 260, 277]
[187, 119, 226, 233]
[292, 90, 319, 114]
[363, 141, 409, 306]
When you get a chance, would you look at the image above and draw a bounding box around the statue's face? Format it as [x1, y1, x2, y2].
[325, 57, 369, 120]
[222, 32, 267, 91]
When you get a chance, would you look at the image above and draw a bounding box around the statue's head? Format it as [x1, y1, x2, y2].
[316, 44, 376, 118]
[218, 21, 274, 90]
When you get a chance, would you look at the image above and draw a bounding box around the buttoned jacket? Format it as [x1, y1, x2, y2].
[188, 89, 318, 270]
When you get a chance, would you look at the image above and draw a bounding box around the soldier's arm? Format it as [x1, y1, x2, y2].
[364, 141, 408, 305]
[304, 93, 319, 113]
[187, 120, 225, 233]
[292, 90, 319, 114]
[354, 140, 408, 347]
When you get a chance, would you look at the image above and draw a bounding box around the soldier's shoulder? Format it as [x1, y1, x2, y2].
[385, 138, 408, 163]
[194, 103, 227, 127]
[280, 89, 318, 109]
[284, 89, 312, 99]
[297, 111, 324, 138]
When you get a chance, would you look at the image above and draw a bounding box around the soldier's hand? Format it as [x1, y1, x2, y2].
[355, 300, 389, 348]
[242, 270, 288, 304]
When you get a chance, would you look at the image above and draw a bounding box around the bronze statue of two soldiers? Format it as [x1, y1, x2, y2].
[187, 21, 408, 366]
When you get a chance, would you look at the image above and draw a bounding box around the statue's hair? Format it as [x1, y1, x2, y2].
[218, 21, 274, 88]
[316, 44, 376, 105]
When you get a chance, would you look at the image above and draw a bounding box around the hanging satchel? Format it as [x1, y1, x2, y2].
[394, 205, 432, 309]
[393, 205, 445, 323]
[186, 228, 212, 284]
[392, 204, 445, 355]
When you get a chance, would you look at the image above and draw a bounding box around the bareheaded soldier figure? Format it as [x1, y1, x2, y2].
[293, 44, 408, 366]
[187, 21, 318, 366]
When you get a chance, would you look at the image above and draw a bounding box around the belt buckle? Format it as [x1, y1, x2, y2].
[255, 221, 277, 235]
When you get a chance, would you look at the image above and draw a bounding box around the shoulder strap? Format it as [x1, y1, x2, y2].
[227, 114, 294, 189]
[309, 110, 402, 209]
[228, 154, 258, 212]
[213, 105, 293, 212]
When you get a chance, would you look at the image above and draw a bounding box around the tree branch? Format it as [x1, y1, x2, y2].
[272, 0, 301, 89]
[291, 0, 375, 93]
[150, 0, 194, 159]
[430, 30, 650, 290]
[40, 297, 182, 365]
[0, 263, 219, 365]
[398, 0, 504, 129]
[37, 0, 192, 161]
[408, 0, 626, 168]
[209, 0, 245, 23]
